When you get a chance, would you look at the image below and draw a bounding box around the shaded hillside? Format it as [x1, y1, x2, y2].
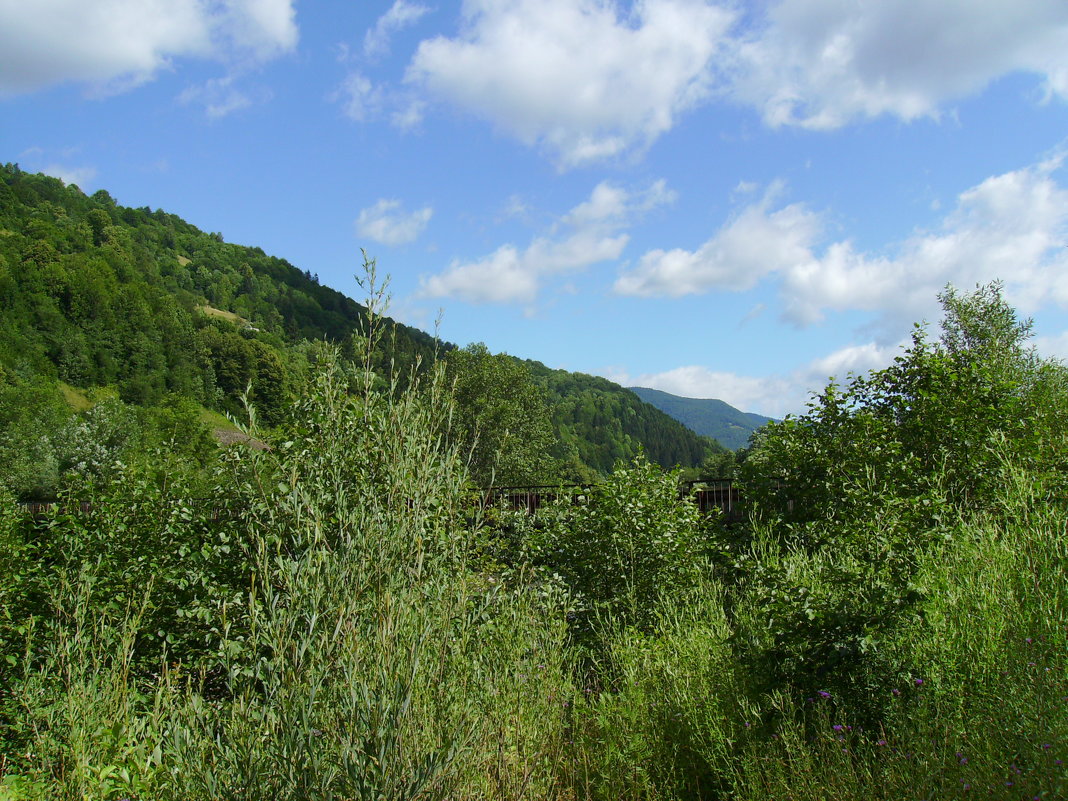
[526, 363, 727, 475]
[628, 386, 773, 450]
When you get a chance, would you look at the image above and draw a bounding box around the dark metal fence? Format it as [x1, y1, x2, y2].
[481, 479, 745, 519]
[18, 480, 749, 520]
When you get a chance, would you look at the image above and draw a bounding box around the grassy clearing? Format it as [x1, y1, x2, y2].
[56, 382, 91, 412]
[197, 304, 247, 326]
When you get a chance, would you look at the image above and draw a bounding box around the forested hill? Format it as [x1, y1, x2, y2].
[628, 387, 773, 450]
[0, 163, 720, 484]
[0, 162, 440, 420]
[525, 361, 725, 475]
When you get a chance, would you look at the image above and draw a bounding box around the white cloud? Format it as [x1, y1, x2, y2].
[335, 72, 384, 121]
[0, 0, 297, 96]
[40, 163, 97, 189]
[406, 0, 735, 166]
[617, 159, 1068, 339]
[622, 365, 793, 417]
[420, 180, 672, 304]
[390, 98, 426, 130]
[224, 0, 298, 61]
[178, 75, 265, 118]
[356, 199, 433, 246]
[334, 72, 425, 131]
[1033, 331, 1068, 362]
[611, 339, 904, 418]
[729, 0, 1068, 129]
[399, 0, 1068, 164]
[782, 157, 1068, 331]
[615, 182, 820, 296]
[364, 0, 431, 59]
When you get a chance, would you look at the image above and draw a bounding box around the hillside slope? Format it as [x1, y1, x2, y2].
[628, 387, 773, 450]
[0, 164, 719, 475]
[527, 362, 726, 476]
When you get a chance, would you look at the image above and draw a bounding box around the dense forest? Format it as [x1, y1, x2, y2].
[1, 165, 1064, 800]
[0, 163, 722, 500]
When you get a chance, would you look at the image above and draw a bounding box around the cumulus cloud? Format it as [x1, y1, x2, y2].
[729, 0, 1068, 129]
[356, 199, 433, 246]
[406, 0, 735, 166]
[782, 157, 1068, 330]
[224, 0, 298, 61]
[615, 182, 820, 296]
[613, 339, 904, 418]
[364, 0, 431, 59]
[616, 158, 1068, 338]
[398, 0, 1068, 163]
[0, 0, 297, 96]
[420, 180, 673, 304]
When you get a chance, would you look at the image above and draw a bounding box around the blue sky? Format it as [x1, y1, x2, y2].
[3, 0, 1068, 416]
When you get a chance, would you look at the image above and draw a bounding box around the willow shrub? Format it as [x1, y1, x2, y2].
[3, 316, 575, 798]
[523, 455, 705, 642]
[157, 340, 576, 801]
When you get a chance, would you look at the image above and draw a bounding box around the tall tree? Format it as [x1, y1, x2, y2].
[446, 343, 561, 487]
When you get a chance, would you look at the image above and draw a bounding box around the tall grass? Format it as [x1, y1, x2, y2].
[1, 266, 577, 800]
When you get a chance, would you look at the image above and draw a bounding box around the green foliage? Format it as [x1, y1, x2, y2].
[727, 283, 1068, 718]
[0, 163, 440, 429]
[1, 164, 716, 482]
[0, 375, 72, 498]
[446, 343, 561, 487]
[0, 263, 577, 800]
[574, 585, 740, 801]
[524, 361, 719, 476]
[528, 454, 705, 637]
[743, 282, 1066, 525]
[4, 181, 1068, 800]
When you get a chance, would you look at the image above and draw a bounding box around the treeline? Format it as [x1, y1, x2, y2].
[0, 163, 438, 408]
[0, 283, 1064, 800]
[526, 362, 725, 476]
[0, 164, 721, 498]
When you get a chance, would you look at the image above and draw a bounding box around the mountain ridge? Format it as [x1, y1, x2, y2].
[627, 386, 773, 450]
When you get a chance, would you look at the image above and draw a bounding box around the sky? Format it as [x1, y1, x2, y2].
[3, 0, 1068, 417]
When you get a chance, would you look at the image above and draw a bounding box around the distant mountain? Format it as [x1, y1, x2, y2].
[627, 387, 774, 450]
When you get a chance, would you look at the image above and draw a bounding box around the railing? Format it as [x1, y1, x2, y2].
[482, 479, 744, 519]
[17, 480, 748, 520]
